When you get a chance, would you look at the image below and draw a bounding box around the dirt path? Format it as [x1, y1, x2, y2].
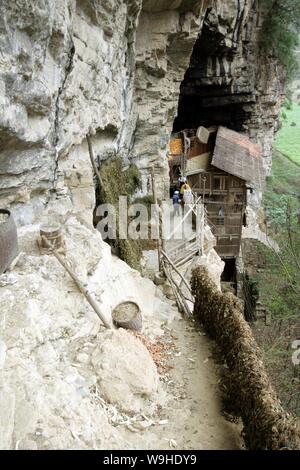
[136, 207, 242, 449]
[119, 312, 243, 450]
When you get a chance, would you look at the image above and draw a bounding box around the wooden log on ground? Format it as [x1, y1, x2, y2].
[41, 236, 111, 329]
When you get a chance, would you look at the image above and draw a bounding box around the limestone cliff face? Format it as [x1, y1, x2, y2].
[0, 0, 142, 224]
[174, 0, 285, 174]
[0, 1, 286, 450]
[132, 1, 205, 196]
[0, 0, 285, 224]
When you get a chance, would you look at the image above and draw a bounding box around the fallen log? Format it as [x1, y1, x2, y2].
[41, 235, 111, 329]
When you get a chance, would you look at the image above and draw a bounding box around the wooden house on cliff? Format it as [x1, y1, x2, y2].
[168, 126, 264, 260]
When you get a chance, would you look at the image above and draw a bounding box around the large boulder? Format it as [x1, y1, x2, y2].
[91, 329, 159, 413]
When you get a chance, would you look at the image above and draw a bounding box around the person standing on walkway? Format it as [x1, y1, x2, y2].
[180, 181, 191, 196]
[172, 190, 180, 216]
[180, 181, 191, 211]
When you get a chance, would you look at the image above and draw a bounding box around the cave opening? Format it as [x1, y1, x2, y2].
[172, 11, 252, 134]
[221, 258, 236, 283]
[168, 11, 253, 272]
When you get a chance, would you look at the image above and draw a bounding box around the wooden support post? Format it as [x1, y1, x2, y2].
[167, 234, 196, 256]
[41, 236, 111, 329]
[87, 135, 104, 189]
[162, 261, 183, 313]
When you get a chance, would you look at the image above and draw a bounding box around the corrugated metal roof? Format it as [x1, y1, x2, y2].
[211, 126, 264, 188]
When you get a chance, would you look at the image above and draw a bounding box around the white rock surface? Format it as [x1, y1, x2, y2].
[0, 0, 286, 451]
[0, 217, 177, 449]
[197, 251, 225, 291]
[0, 1, 284, 217]
[0, 0, 142, 222]
[92, 329, 159, 413]
[0, 389, 15, 450]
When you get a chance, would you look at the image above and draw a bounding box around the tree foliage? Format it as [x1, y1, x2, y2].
[262, 152, 300, 316]
[261, 0, 300, 80]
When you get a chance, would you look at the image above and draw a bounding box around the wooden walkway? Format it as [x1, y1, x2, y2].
[160, 197, 206, 317]
[151, 171, 208, 317]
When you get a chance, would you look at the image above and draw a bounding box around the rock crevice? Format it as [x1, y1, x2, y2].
[52, 33, 75, 190]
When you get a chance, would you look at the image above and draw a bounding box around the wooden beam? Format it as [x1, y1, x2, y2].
[87, 135, 104, 188]
[41, 236, 111, 329]
[174, 250, 199, 269]
[167, 235, 197, 255]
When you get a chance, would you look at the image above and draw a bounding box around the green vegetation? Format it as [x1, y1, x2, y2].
[97, 158, 157, 270]
[274, 103, 300, 164]
[259, 151, 300, 318]
[251, 151, 300, 414]
[98, 157, 143, 271]
[261, 0, 300, 79]
[100, 158, 141, 203]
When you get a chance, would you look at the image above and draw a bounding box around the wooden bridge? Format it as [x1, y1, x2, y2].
[158, 194, 207, 317]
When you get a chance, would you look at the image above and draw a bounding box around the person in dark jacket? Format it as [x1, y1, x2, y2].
[172, 190, 180, 216]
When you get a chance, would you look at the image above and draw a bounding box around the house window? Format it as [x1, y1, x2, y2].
[214, 176, 227, 190]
